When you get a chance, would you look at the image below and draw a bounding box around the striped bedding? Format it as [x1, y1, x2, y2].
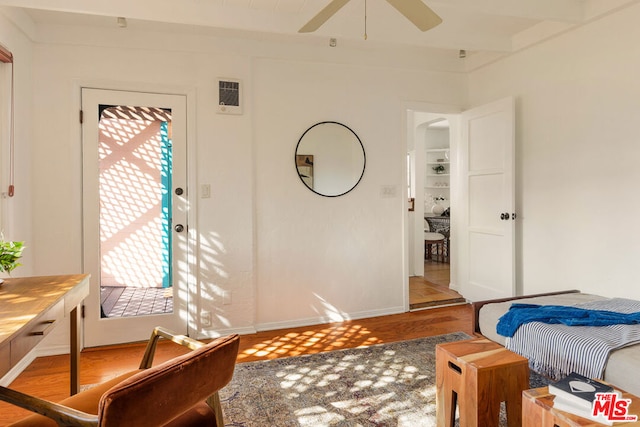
[505, 298, 640, 380]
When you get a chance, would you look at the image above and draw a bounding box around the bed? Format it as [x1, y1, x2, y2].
[472, 290, 640, 396]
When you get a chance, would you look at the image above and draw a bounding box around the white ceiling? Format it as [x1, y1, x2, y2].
[0, 0, 636, 59]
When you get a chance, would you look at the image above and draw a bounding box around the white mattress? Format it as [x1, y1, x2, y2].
[478, 293, 640, 396]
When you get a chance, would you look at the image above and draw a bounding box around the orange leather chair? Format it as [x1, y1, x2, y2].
[0, 328, 239, 427]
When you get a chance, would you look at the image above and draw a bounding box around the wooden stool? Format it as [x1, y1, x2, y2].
[436, 338, 529, 427]
[522, 387, 640, 427]
[425, 231, 445, 261]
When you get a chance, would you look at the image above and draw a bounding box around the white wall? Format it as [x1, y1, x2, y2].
[0, 16, 467, 341]
[28, 42, 258, 336]
[0, 10, 33, 276]
[253, 58, 465, 329]
[468, 3, 640, 299]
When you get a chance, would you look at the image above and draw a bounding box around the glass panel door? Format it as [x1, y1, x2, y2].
[82, 89, 188, 347]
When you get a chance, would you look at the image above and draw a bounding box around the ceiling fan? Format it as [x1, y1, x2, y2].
[299, 0, 442, 34]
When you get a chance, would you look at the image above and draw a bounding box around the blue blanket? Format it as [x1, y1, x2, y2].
[497, 303, 640, 337]
[503, 298, 640, 380]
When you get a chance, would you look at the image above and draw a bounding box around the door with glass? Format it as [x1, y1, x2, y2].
[82, 88, 188, 347]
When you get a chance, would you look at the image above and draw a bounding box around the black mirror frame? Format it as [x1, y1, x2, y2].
[294, 121, 366, 198]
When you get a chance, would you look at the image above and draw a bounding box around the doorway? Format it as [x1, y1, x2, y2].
[82, 89, 189, 347]
[407, 111, 464, 309]
[405, 97, 516, 308]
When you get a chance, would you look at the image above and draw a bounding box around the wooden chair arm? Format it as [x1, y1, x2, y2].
[139, 326, 205, 369]
[0, 385, 98, 427]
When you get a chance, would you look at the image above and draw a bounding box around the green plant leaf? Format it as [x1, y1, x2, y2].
[0, 240, 25, 274]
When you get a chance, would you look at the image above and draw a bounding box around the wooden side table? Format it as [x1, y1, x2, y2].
[436, 337, 529, 427]
[523, 387, 640, 426]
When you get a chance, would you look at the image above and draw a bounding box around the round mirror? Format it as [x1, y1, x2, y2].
[295, 121, 366, 197]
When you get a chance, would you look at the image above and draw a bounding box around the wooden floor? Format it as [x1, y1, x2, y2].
[421, 259, 451, 288]
[0, 304, 474, 425]
[409, 260, 466, 310]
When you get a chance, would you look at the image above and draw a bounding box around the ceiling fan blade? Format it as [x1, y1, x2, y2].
[299, 0, 351, 33]
[385, 0, 442, 32]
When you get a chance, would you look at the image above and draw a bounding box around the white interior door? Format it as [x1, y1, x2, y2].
[82, 88, 189, 347]
[458, 97, 515, 301]
[407, 149, 423, 277]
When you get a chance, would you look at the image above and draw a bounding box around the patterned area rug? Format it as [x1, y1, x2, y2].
[220, 332, 550, 426]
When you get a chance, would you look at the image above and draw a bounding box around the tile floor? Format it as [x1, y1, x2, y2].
[101, 286, 173, 317]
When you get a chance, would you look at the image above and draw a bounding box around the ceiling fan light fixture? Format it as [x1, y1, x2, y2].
[299, 0, 350, 33]
[385, 0, 442, 32]
[299, 0, 442, 34]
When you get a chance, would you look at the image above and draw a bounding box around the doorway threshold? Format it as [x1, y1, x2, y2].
[410, 297, 467, 311]
[409, 274, 465, 310]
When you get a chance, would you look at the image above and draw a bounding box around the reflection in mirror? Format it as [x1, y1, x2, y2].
[296, 154, 314, 188]
[295, 121, 366, 197]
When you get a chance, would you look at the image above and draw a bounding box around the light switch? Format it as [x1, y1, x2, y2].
[380, 185, 397, 198]
[201, 184, 211, 198]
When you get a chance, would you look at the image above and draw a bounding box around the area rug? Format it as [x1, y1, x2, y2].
[220, 332, 550, 426]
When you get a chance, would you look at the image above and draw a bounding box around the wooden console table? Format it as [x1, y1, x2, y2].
[0, 274, 90, 395]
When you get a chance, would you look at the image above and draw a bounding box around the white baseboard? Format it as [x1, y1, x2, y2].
[256, 306, 405, 332]
[195, 326, 257, 341]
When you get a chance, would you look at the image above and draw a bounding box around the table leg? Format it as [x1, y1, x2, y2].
[70, 305, 80, 395]
[505, 365, 528, 427]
